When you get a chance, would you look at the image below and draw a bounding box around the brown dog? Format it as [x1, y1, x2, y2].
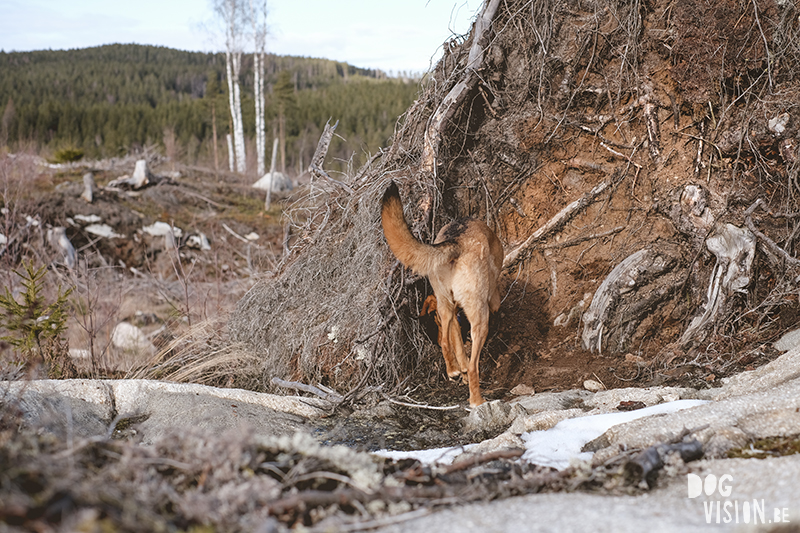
[381, 181, 503, 406]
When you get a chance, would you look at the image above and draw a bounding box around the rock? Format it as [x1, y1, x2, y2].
[508, 408, 584, 434]
[583, 379, 605, 391]
[375, 455, 800, 533]
[111, 321, 156, 356]
[252, 171, 292, 193]
[84, 223, 123, 239]
[81, 172, 95, 202]
[585, 386, 697, 410]
[74, 214, 102, 224]
[142, 221, 182, 248]
[462, 400, 526, 433]
[142, 221, 183, 238]
[458, 430, 525, 457]
[592, 377, 800, 459]
[187, 233, 211, 250]
[509, 383, 535, 396]
[768, 112, 790, 135]
[702, 427, 750, 458]
[717, 345, 800, 399]
[512, 389, 593, 414]
[773, 327, 800, 352]
[1, 379, 328, 442]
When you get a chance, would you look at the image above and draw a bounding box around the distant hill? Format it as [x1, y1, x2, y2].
[0, 44, 419, 173]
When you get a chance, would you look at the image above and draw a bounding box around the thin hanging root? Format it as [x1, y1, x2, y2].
[694, 120, 706, 175]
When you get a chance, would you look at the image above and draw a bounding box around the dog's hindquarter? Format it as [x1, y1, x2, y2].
[434, 219, 503, 312]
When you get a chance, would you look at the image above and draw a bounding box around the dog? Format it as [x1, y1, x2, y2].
[380, 181, 503, 406]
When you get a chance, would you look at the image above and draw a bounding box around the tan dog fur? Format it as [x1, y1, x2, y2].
[381, 181, 503, 406]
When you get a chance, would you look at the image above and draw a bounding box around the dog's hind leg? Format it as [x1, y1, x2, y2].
[436, 296, 462, 379]
[464, 304, 489, 407]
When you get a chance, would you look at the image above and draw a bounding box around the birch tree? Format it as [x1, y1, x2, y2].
[215, 0, 247, 174]
[250, 0, 267, 177]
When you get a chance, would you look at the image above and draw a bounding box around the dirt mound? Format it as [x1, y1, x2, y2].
[230, 0, 800, 401]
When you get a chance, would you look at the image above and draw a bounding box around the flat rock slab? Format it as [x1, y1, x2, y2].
[2, 379, 328, 443]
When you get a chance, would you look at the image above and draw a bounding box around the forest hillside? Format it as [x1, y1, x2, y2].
[0, 44, 419, 173]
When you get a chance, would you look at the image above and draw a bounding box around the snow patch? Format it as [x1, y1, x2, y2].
[521, 399, 708, 469]
[373, 444, 477, 466]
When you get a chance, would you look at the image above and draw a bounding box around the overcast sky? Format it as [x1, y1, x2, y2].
[0, 0, 483, 74]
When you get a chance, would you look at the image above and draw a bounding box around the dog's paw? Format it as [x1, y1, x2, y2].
[446, 369, 462, 381]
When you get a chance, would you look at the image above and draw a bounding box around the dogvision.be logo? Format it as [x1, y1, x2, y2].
[688, 474, 791, 525]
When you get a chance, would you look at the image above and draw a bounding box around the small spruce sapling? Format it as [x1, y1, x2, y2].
[0, 261, 74, 376]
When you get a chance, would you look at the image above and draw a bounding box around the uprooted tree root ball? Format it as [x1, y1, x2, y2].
[230, 0, 800, 400]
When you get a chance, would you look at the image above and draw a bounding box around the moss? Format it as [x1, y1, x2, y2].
[727, 434, 800, 459]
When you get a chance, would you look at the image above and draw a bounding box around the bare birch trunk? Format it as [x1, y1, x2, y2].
[211, 102, 219, 173]
[254, 52, 265, 176]
[221, 0, 246, 174]
[228, 51, 246, 173]
[279, 113, 286, 174]
[266, 137, 278, 210]
[226, 133, 235, 172]
[251, 0, 267, 177]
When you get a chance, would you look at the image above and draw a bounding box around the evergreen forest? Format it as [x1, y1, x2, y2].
[0, 44, 420, 174]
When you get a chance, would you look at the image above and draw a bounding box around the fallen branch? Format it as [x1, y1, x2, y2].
[272, 377, 343, 403]
[441, 449, 524, 475]
[320, 508, 432, 533]
[566, 157, 610, 173]
[600, 142, 641, 170]
[221, 222, 261, 248]
[379, 391, 461, 411]
[641, 83, 661, 162]
[503, 174, 616, 269]
[421, 0, 501, 173]
[623, 439, 704, 487]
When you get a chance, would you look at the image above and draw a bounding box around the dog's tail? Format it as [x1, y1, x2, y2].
[380, 181, 455, 276]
